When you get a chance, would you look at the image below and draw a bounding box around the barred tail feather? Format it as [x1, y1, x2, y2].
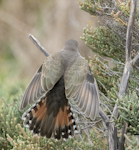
[22, 96, 78, 140]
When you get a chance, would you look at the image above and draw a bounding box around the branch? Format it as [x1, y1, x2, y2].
[125, 0, 137, 63]
[119, 122, 128, 150]
[108, 123, 117, 150]
[99, 108, 109, 126]
[124, 134, 132, 143]
[118, 63, 132, 98]
[6, 134, 17, 147]
[17, 124, 28, 139]
[119, 0, 137, 97]
[113, 0, 137, 117]
[109, 0, 137, 150]
[131, 52, 139, 66]
[29, 34, 49, 57]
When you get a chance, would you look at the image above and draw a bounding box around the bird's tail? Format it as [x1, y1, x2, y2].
[22, 95, 78, 140]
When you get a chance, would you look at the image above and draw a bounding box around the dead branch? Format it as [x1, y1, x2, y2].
[131, 52, 139, 66]
[29, 34, 49, 57]
[119, 122, 128, 150]
[112, 0, 137, 150]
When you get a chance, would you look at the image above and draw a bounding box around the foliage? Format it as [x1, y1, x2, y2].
[116, 91, 139, 135]
[79, 0, 139, 149]
[79, 0, 139, 59]
[81, 25, 124, 61]
[89, 55, 121, 94]
[125, 135, 139, 150]
[0, 0, 139, 149]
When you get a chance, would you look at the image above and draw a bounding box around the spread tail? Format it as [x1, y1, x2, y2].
[22, 96, 78, 140]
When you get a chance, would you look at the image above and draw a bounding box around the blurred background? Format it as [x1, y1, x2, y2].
[0, 0, 99, 102]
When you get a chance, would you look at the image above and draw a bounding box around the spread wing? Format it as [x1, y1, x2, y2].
[20, 53, 64, 110]
[64, 57, 99, 120]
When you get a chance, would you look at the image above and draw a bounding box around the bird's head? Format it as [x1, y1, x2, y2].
[64, 39, 78, 52]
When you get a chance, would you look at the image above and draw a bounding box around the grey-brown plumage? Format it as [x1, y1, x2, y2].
[20, 39, 99, 140]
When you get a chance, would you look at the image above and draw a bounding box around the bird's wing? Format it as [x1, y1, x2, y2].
[64, 57, 99, 120]
[20, 52, 64, 110]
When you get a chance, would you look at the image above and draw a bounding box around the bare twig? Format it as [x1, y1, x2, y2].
[17, 124, 28, 139]
[119, 122, 128, 150]
[6, 134, 17, 146]
[99, 108, 109, 126]
[124, 134, 132, 143]
[131, 52, 139, 66]
[125, 0, 137, 63]
[100, 102, 112, 115]
[29, 34, 49, 57]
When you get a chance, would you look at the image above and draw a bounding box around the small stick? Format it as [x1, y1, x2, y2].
[29, 34, 49, 57]
[131, 52, 139, 66]
[17, 124, 28, 139]
[119, 122, 128, 150]
[6, 134, 17, 146]
[125, 0, 137, 63]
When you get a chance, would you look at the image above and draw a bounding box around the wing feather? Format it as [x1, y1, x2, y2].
[20, 65, 45, 110]
[64, 57, 99, 120]
[80, 82, 90, 113]
[20, 53, 64, 110]
[84, 83, 92, 116]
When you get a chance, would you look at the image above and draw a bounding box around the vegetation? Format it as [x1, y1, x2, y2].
[0, 0, 139, 150]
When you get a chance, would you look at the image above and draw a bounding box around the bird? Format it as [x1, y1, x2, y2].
[20, 39, 99, 140]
